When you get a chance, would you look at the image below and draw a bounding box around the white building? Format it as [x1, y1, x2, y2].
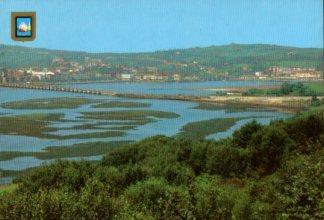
[121, 73, 131, 80]
[255, 72, 262, 77]
[31, 70, 55, 80]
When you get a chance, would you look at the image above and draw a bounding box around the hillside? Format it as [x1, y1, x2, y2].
[0, 109, 323, 219]
[1, 44, 323, 77]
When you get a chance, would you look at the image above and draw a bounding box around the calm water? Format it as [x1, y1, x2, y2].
[66, 80, 280, 96]
[0, 81, 291, 183]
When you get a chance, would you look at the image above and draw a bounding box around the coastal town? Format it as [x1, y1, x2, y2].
[0, 57, 186, 83]
[253, 66, 322, 81]
[0, 56, 322, 83]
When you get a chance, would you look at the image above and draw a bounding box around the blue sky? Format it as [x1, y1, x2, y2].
[0, 0, 323, 52]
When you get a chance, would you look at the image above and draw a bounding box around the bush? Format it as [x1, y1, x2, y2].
[276, 154, 323, 219]
[249, 126, 295, 174]
[282, 112, 324, 152]
[17, 160, 95, 193]
[206, 143, 251, 177]
[73, 179, 115, 219]
[232, 120, 263, 148]
[193, 175, 251, 219]
[123, 177, 192, 219]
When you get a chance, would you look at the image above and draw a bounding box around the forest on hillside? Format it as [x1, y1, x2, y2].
[1, 44, 322, 77]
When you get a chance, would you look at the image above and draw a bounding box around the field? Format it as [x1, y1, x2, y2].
[243, 81, 324, 96]
[305, 82, 324, 95]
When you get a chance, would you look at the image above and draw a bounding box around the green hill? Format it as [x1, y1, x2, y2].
[0, 44, 323, 77]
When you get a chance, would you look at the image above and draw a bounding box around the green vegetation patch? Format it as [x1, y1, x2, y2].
[1, 97, 93, 109]
[305, 82, 324, 95]
[0, 141, 131, 161]
[0, 113, 125, 140]
[45, 130, 126, 140]
[178, 118, 239, 139]
[0, 113, 62, 138]
[243, 82, 324, 96]
[0, 184, 17, 196]
[68, 123, 137, 131]
[81, 110, 180, 121]
[192, 102, 260, 112]
[93, 101, 151, 108]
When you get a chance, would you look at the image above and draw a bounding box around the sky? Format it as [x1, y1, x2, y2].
[0, 0, 323, 52]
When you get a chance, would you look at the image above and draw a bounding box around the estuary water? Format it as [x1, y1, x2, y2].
[66, 80, 280, 96]
[0, 81, 291, 184]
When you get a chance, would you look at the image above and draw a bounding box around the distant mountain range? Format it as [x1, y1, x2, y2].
[0, 43, 323, 77]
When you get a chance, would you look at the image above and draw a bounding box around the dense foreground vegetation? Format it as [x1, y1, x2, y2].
[0, 110, 323, 219]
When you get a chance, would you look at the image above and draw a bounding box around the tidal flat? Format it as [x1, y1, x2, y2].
[0, 113, 125, 140]
[0, 87, 292, 179]
[80, 110, 180, 120]
[0, 141, 131, 161]
[93, 101, 151, 108]
[192, 102, 252, 112]
[0, 113, 63, 138]
[1, 97, 94, 109]
[178, 118, 241, 139]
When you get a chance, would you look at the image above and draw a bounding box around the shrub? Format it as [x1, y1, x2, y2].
[249, 126, 295, 174]
[283, 112, 324, 152]
[276, 154, 323, 219]
[73, 179, 116, 219]
[155, 163, 195, 185]
[232, 120, 263, 148]
[17, 160, 95, 193]
[193, 175, 251, 219]
[206, 144, 251, 177]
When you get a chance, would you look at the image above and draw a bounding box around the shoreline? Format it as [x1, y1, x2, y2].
[1, 83, 321, 114]
[115, 93, 317, 114]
